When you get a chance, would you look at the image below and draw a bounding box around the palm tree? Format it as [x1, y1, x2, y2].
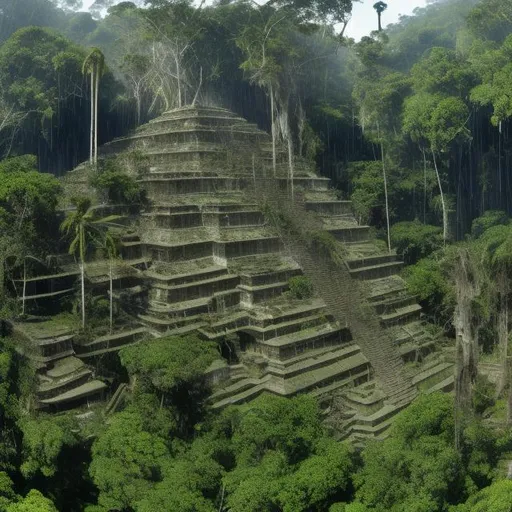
[82, 48, 106, 165]
[373, 1, 388, 32]
[60, 197, 121, 329]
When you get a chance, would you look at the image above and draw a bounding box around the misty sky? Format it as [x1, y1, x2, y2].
[347, 0, 428, 40]
[81, 0, 429, 41]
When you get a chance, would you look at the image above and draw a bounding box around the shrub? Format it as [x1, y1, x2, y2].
[403, 256, 453, 323]
[471, 210, 509, 238]
[390, 220, 443, 265]
[288, 276, 314, 299]
[91, 158, 143, 204]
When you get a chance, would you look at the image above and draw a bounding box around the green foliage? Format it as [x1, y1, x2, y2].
[0, 156, 37, 175]
[288, 276, 314, 299]
[0, 155, 61, 246]
[348, 161, 384, 225]
[461, 479, 512, 511]
[403, 256, 453, 321]
[120, 335, 218, 436]
[410, 47, 473, 96]
[353, 393, 463, 512]
[120, 335, 218, 394]
[20, 414, 79, 478]
[90, 406, 170, 511]
[390, 221, 443, 265]
[429, 96, 471, 152]
[468, 0, 512, 42]
[471, 211, 509, 239]
[6, 490, 57, 512]
[91, 157, 143, 204]
[224, 394, 354, 512]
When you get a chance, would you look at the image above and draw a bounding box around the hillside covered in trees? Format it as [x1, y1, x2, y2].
[3, 0, 512, 511]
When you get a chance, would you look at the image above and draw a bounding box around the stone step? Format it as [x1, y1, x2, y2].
[366, 275, 408, 302]
[138, 313, 207, 334]
[426, 375, 455, 394]
[346, 253, 398, 270]
[147, 168, 220, 178]
[349, 416, 395, 438]
[282, 353, 369, 395]
[399, 340, 436, 362]
[305, 201, 353, 216]
[150, 274, 240, 304]
[146, 295, 212, 316]
[38, 379, 107, 407]
[142, 176, 250, 196]
[211, 375, 272, 405]
[327, 226, 371, 243]
[380, 304, 422, 326]
[37, 369, 92, 399]
[391, 321, 430, 343]
[238, 281, 289, 306]
[145, 265, 227, 286]
[412, 362, 454, 391]
[75, 328, 147, 356]
[349, 261, 404, 280]
[341, 388, 384, 412]
[44, 356, 84, 378]
[310, 369, 371, 400]
[251, 315, 334, 344]
[120, 126, 265, 147]
[372, 294, 418, 315]
[261, 325, 347, 361]
[248, 300, 327, 327]
[267, 344, 362, 380]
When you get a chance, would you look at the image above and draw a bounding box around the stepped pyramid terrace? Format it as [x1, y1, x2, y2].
[11, 105, 455, 441]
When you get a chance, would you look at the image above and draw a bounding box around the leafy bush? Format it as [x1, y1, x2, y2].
[390, 220, 443, 265]
[288, 276, 314, 299]
[91, 158, 143, 204]
[403, 256, 453, 322]
[0, 155, 37, 174]
[348, 161, 383, 225]
[471, 210, 509, 238]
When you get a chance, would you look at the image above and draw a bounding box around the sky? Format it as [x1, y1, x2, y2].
[81, 0, 429, 41]
[346, 0, 428, 40]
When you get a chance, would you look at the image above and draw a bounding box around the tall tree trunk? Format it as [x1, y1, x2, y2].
[422, 148, 427, 224]
[94, 68, 99, 165]
[270, 84, 277, 177]
[192, 67, 202, 106]
[432, 149, 448, 241]
[381, 139, 391, 253]
[287, 130, 294, 202]
[378, 12, 382, 31]
[80, 261, 85, 329]
[90, 70, 94, 164]
[22, 259, 26, 316]
[176, 57, 182, 108]
[109, 258, 113, 334]
[453, 249, 479, 450]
